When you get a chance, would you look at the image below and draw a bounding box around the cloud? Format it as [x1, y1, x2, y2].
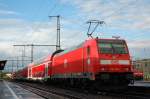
[127, 40, 150, 59]
[0, 10, 18, 15]
[128, 40, 150, 48]
[0, 19, 32, 43]
[0, 19, 25, 26]
[61, 0, 150, 30]
[0, 42, 14, 58]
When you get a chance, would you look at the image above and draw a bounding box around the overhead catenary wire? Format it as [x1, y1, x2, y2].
[13, 44, 57, 63]
[30, 1, 58, 38]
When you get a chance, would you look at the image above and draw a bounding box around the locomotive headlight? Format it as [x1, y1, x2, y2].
[100, 60, 130, 65]
[100, 60, 111, 65]
[118, 60, 130, 65]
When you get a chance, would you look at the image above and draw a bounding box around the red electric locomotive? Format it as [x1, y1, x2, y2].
[51, 38, 133, 87]
[13, 37, 134, 89]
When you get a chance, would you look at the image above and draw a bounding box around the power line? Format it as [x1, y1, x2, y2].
[35, 1, 57, 26]
[30, 1, 58, 42]
[13, 44, 57, 63]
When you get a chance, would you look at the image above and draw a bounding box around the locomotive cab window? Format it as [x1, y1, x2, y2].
[98, 40, 128, 54]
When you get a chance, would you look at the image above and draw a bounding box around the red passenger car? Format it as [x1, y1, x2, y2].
[28, 55, 51, 80]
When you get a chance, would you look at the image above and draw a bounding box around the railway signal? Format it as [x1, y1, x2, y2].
[0, 60, 7, 70]
[0, 60, 7, 79]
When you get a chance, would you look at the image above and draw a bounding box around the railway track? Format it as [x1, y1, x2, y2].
[13, 81, 104, 99]
[12, 81, 150, 99]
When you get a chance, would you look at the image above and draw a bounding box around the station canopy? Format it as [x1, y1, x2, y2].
[0, 60, 7, 70]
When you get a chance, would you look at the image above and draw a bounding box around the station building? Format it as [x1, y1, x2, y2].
[133, 59, 150, 80]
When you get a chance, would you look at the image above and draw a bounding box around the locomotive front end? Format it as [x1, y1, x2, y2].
[96, 39, 134, 85]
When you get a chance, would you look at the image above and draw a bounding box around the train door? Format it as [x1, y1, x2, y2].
[45, 63, 49, 78]
[28, 67, 30, 78]
[48, 62, 52, 77]
[45, 61, 52, 78]
[83, 45, 91, 73]
[28, 67, 32, 79]
[84, 45, 95, 80]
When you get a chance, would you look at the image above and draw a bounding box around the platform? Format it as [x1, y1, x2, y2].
[134, 81, 150, 87]
[129, 80, 150, 87]
[0, 80, 44, 99]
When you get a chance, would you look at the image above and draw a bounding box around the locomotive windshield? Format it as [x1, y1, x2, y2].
[98, 40, 128, 54]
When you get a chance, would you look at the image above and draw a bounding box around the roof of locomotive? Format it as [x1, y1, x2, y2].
[93, 37, 125, 41]
[55, 37, 126, 56]
[84, 37, 126, 43]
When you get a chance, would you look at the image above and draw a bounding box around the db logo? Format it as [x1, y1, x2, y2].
[111, 60, 118, 64]
[64, 59, 68, 68]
